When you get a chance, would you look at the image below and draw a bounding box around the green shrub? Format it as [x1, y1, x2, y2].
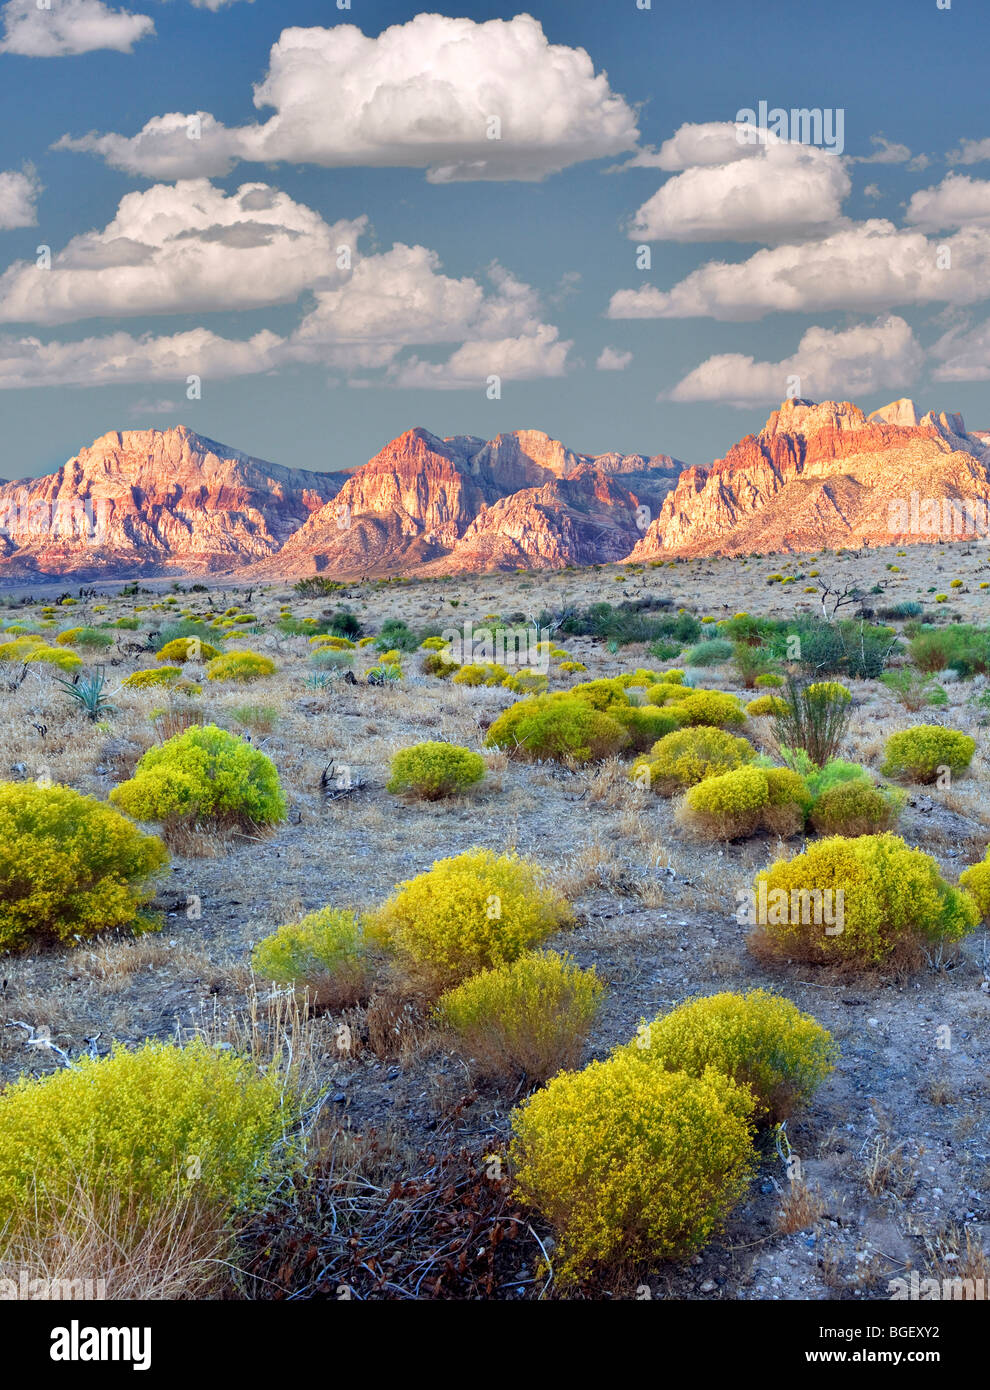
[0, 782, 167, 951]
[156, 636, 221, 664]
[251, 907, 373, 1010]
[617, 989, 837, 1123]
[151, 620, 221, 654]
[206, 651, 276, 683]
[309, 647, 354, 674]
[510, 1054, 755, 1282]
[909, 624, 990, 677]
[633, 726, 756, 796]
[386, 741, 485, 800]
[0, 1040, 289, 1226]
[674, 690, 747, 728]
[436, 950, 604, 1084]
[56, 626, 113, 649]
[809, 778, 905, 836]
[803, 758, 873, 800]
[610, 703, 687, 752]
[644, 681, 692, 707]
[109, 724, 286, 830]
[374, 849, 573, 993]
[880, 669, 949, 711]
[882, 725, 975, 783]
[754, 672, 784, 689]
[751, 834, 979, 966]
[229, 704, 280, 735]
[565, 678, 630, 711]
[683, 639, 733, 666]
[771, 675, 853, 767]
[486, 696, 626, 764]
[420, 651, 460, 679]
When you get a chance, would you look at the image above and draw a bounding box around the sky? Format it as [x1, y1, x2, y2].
[1, 0, 989, 480]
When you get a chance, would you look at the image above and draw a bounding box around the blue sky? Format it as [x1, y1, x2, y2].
[1, 0, 989, 479]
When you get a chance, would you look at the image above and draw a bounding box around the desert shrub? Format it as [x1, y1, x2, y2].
[959, 851, 990, 920]
[556, 599, 698, 648]
[420, 636, 450, 652]
[309, 647, 354, 674]
[501, 668, 549, 694]
[751, 834, 979, 966]
[683, 639, 733, 666]
[436, 950, 604, 1085]
[880, 668, 948, 711]
[452, 661, 508, 686]
[205, 651, 276, 683]
[909, 624, 990, 677]
[156, 636, 221, 664]
[386, 741, 485, 800]
[732, 641, 776, 688]
[510, 1055, 755, 1283]
[24, 645, 83, 671]
[151, 620, 220, 654]
[374, 849, 573, 993]
[763, 767, 813, 835]
[56, 626, 112, 649]
[802, 757, 871, 799]
[375, 619, 419, 654]
[680, 766, 769, 840]
[809, 779, 905, 837]
[0, 782, 167, 951]
[565, 678, 630, 711]
[806, 681, 851, 703]
[420, 651, 460, 679]
[109, 724, 286, 829]
[615, 668, 662, 690]
[882, 725, 975, 783]
[644, 681, 692, 706]
[229, 704, 280, 735]
[486, 696, 626, 764]
[0, 1040, 289, 1226]
[294, 576, 346, 599]
[771, 675, 852, 767]
[251, 907, 373, 1010]
[673, 689, 747, 728]
[746, 694, 788, 717]
[309, 634, 355, 651]
[754, 672, 784, 689]
[558, 660, 588, 673]
[123, 666, 201, 693]
[617, 990, 837, 1124]
[111, 617, 141, 630]
[633, 726, 756, 796]
[366, 662, 402, 685]
[610, 703, 686, 752]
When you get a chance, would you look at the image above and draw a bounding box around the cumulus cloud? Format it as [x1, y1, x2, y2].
[906, 173, 990, 232]
[596, 346, 632, 370]
[391, 324, 571, 390]
[930, 318, 990, 381]
[54, 14, 638, 181]
[609, 221, 990, 321]
[667, 316, 923, 406]
[628, 128, 850, 243]
[948, 137, 990, 166]
[0, 180, 364, 324]
[0, 0, 153, 57]
[847, 135, 913, 165]
[610, 122, 760, 174]
[0, 167, 41, 229]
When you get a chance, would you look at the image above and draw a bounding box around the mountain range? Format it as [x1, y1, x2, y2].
[0, 398, 987, 580]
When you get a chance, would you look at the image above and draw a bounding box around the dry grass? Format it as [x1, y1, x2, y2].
[775, 1181, 826, 1234]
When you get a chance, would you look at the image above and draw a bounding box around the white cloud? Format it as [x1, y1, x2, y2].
[611, 122, 760, 174]
[54, 14, 638, 182]
[596, 346, 632, 370]
[0, 167, 41, 229]
[931, 318, 990, 381]
[848, 135, 913, 165]
[390, 324, 572, 390]
[0, 326, 284, 389]
[667, 316, 923, 406]
[609, 221, 990, 321]
[0, 0, 153, 57]
[0, 180, 363, 324]
[948, 138, 990, 166]
[629, 129, 850, 243]
[906, 173, 990, 232]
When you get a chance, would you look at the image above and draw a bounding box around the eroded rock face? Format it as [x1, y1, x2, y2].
[629, 398, 990, 557]
[0, 426, 338, 578]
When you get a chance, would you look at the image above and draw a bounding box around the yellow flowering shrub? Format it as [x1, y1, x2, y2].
[251, 907, 373, 1010]
[809, 778, 905, 836]
[205, 651, 276, 683]
[452, 661, 508, 687]
[386, 741, 485, 799]
[959, 850, 990, 920]
[436, 950, 604, 1084]
[644, 681, 692, 706]
[617, 990, 837, 1123]
[631, 726, 755, 796]
[0, 781, 168, 951]
[0, 1040, 290, 1225]
[752, 834, 979, 965]
[882, 725, 975, 783]
[610, 702, 687, 752]
[746, 694, 788, 717]
[109, 724, 286, 829]
[374, 848, 574, 993]
[485, 696, 627, 764]
[672, 689, 747, 728]
[156, 637, 221, 664]
[510, 1055, 755, 1282]
[806, 681, 852, 703]
[123, 666, 201, 694]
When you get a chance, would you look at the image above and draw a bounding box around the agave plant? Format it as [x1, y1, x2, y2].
[54, 667, 118, 722]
